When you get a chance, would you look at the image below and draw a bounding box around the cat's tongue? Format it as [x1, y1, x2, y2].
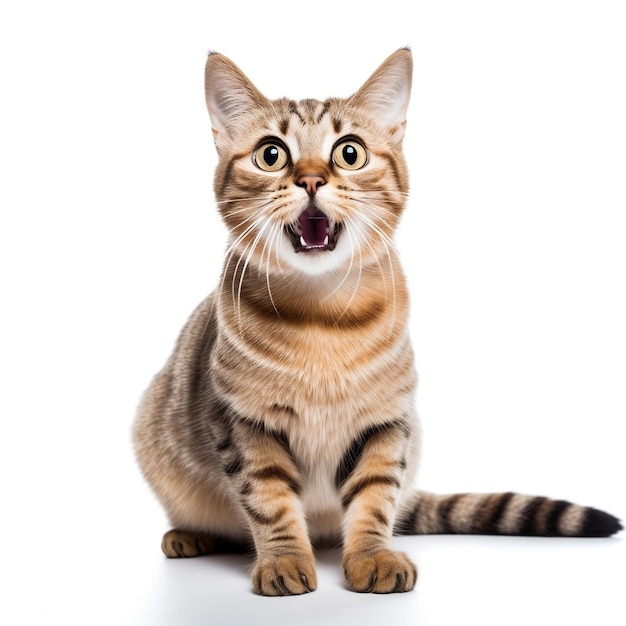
[298, 207, 330, 248]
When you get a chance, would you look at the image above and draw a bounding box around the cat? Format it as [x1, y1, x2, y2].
[133, 48, 622, 596]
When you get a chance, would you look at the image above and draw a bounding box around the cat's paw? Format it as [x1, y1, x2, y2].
[161, 529, 216, 558]
[343, 549, 417, 593]
[252, 553, 317, 596]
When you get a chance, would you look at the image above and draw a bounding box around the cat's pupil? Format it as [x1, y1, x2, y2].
[264, 146, 279, 166]
[343, 145, 357, 166]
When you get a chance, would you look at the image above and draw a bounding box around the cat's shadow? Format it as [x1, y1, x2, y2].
[141, 546, 402, 624]
[209, 545, 342, 575]
[163, 545, 343, 581]
[141, 546, 346, 621]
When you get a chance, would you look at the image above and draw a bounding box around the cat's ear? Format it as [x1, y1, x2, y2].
[204, 53, 268, 154]
[352, 48, 413, 143]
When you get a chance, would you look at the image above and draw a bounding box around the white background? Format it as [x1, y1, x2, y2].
[1, 1, 624, 624]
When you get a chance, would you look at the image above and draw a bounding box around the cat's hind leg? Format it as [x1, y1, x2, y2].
[162, 529, 251, 558]
[161, 529, 217, 558]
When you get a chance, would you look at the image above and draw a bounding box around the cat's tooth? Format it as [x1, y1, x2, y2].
[300, 236, 307, 247]
[323, 235, 329, 246]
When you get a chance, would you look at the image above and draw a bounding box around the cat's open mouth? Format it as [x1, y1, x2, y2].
[286, 206, 342, 253]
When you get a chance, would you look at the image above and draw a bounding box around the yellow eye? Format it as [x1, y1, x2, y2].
[332, 139, 368, 170]
[253, 142, 289, 172]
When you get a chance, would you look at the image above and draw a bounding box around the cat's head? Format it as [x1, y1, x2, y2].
[205, 49, 412, 278]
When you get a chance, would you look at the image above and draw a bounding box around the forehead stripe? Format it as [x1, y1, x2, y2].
[288, 100, 306, 125]
[315, 101, 331, 124]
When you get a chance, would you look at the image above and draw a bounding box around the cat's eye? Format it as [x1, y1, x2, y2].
[253, 142, 289, 172]
[332, 139, 368, 170]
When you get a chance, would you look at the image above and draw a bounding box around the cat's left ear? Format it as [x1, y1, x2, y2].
[352, 48, 413, 143]
[204, 53, 268, 154]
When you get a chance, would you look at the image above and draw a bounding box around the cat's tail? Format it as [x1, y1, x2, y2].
[394, 491, 622, 537]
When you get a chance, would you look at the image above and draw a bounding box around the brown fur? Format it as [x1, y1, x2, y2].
[133, 49, 622, 596]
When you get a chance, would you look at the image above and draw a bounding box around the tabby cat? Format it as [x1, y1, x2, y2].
[133, 49, 621, 595]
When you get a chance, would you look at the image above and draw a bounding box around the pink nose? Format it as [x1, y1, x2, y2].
[296, 175, 326, 196]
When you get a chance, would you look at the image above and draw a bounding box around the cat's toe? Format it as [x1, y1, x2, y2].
[343, 549, 417, 593]
[252, 554, 317, 596]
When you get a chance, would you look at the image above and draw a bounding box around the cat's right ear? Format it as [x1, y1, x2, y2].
[205, 53, 268, 154]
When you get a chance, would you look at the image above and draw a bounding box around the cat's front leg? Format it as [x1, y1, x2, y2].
[337, 420, 417, 593]
[228, 417, 316, 596]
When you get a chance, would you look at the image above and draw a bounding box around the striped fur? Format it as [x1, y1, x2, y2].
[133, 50, 622, 596]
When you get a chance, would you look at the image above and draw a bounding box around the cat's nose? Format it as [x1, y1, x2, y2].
[296, 175, 326, 196]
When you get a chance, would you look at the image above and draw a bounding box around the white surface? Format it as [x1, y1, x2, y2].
[1, 1, 624, 625]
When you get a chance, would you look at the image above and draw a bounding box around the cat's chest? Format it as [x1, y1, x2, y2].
[220, 318, 387, 403]
[216, 317, 412, 431]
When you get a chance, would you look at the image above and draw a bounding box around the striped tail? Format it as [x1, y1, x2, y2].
[394, 491, 622, 537]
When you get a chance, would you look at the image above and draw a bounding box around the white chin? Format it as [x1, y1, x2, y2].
[276, 234, 354, 276]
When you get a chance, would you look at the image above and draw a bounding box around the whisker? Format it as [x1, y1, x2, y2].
[340, 189, 411, 198]
[222, 211, 269, 238]
[273, 225, 287, 277]
[235, 222, 267, 330]
[350, 217, 398, 329]
[215, 195, 275, 206]
[221, 200, 277, 222]
[333, 221, 364, 324]
[356, 213, 400, 256]
[321, 226, 356, 303]
[219, 214, 267, 303]
[347, 194, 407, 211]
[265, 223, 282, 317]
[349, 194, 399, 219]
